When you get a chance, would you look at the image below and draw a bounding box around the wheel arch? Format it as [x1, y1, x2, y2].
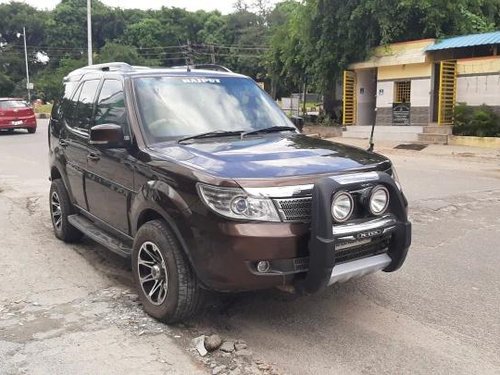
[50, 166, 62, 181]
[131, 191, 202, 285]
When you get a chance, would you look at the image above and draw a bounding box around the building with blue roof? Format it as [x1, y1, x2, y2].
[342, 31, 500, 142]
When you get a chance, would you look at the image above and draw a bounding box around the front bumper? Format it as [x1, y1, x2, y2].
[190, 172, 410, 293]
[297, 172, 411, 294]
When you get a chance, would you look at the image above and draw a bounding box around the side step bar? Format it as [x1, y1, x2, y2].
[68, 214, 132, 257]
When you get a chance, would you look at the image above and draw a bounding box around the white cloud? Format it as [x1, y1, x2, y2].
[1, 0, 281, 13]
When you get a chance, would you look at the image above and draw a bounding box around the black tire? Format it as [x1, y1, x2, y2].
[49, 179, 83, 243]
[132, 220, 203, 324]
[27, 127, 36, 134]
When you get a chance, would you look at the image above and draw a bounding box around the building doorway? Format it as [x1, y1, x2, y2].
[431, 63, 440, 122]
[355, 69, 377, 126]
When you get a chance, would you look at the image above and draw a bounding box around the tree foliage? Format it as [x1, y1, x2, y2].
[0, 0, 498, 105]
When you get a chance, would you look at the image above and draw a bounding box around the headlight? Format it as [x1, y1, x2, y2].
[331, 191, 354, 223]
[197, 183, 281, 222]
[369, 185, 389, 215]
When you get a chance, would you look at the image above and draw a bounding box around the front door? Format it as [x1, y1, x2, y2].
[85, 79, 134, 235]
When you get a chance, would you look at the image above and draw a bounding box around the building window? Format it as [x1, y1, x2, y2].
[394, 81, 411, 103]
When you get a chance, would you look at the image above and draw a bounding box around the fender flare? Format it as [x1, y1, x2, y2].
[130, 180, 201, 279]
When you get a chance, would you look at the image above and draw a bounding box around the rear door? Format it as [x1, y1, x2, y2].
[59, 79, 100, 209]
[85, 79, 135, 234]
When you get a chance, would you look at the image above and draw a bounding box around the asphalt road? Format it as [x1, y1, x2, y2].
[1, 120, 499, 374]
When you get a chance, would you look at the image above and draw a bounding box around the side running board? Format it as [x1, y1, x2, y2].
[68, 214, 132, 257]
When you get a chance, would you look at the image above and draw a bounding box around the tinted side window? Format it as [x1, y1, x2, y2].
[52, 81, 77, 121]
[63, 83, 83, 127]
[72, 80, 100, 132]
[95, 80, 128, 130]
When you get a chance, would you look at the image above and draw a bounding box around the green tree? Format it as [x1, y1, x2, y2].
[34, 57, 86, 101]
[97, 42, 143, 65]
[265, 1, 306, 98]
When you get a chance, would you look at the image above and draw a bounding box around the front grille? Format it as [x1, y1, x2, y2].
[274, 235, 390, 274]
[293, 257, 309, 272]
[274, 197, 312, 222]
[335, 235, 391, 264]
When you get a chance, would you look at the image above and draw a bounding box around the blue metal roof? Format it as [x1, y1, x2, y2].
[426, 31, 500, 51]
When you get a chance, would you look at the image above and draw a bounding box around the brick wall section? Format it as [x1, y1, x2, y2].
[376, 106, 429, 126]
[411, 107, 430, 126]
[375, 107, 392, 126]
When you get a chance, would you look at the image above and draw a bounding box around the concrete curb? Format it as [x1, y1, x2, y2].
[448, 135, 500, 149]
[328, 136, 500, 160]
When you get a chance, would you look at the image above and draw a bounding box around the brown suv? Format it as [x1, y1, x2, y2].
[48, 63, 411, 323]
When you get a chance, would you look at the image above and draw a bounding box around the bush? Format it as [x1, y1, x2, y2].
[454, 103, 500, 137]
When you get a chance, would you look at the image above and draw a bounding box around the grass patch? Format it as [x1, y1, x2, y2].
[34, 103, 53, 114]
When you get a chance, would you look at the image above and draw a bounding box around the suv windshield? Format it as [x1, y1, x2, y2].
[134, 76, 295, 143]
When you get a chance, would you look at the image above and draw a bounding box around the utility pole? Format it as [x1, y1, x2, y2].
[210, 44, 216, 64]
[186, 40, 194, 66]
[87, 0, 93, 65]
[17, 27, 31, 103]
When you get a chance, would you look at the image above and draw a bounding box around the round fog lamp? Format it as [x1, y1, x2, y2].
[256, 261, 270, 273]
[331, 192, 354, 223]
[369, 186, 389, 215]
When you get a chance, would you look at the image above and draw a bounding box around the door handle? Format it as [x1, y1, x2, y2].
[87, 153, 100, 162]
[59, 139, 68, 147]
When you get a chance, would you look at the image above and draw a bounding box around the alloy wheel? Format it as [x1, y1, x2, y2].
[51, 191, 62, 230]
[137, 241, 168, 305]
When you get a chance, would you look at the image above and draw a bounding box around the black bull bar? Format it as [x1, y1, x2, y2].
[296, 172, 412, 295]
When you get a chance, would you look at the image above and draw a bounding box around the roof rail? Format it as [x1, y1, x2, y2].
[170, 64, 232, 73]
[80, 62, 136, 72]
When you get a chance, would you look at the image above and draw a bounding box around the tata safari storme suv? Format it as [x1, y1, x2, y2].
[48, 63, 411, 323]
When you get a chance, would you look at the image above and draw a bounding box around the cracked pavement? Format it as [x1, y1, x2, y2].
[1, 121, 499, 374]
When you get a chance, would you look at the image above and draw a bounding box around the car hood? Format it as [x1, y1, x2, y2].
[149, 134, 391, 180]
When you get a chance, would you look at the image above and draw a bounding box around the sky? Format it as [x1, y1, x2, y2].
[2, 0, 281, 13]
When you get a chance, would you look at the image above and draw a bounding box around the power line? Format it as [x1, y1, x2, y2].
[192, 43, 270, 51]
[1, 42, 269, 61]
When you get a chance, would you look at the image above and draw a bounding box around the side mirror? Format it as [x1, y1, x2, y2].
[89, 124, 126, 148]
[291, 116, 305, 133]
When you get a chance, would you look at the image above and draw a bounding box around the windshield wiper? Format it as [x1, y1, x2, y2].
[177, 130, 244, 144]
[241, 126, 297, 139]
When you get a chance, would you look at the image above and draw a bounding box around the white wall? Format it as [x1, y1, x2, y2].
[456, 75, 500, 106]
[410, 78, 432, 107]
[376, 79, 431, 108]
[376, 81, 394, 108]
